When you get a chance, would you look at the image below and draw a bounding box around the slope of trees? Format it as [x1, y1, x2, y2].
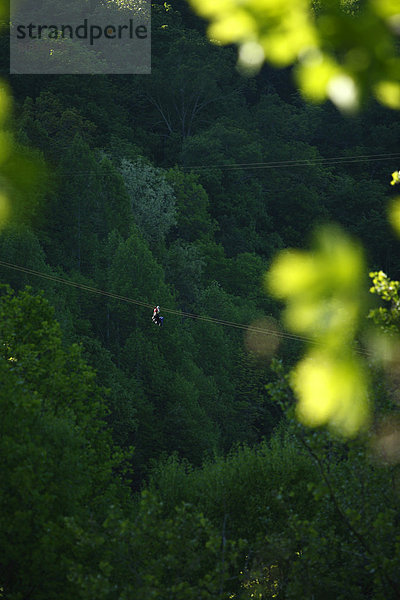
[1, 0, 400, 597]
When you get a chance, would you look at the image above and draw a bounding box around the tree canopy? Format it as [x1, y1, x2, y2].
[1, 0, 400, 597]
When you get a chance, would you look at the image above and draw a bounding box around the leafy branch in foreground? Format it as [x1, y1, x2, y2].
[265, 226, 370, 436]
[186, 0, 400, 112]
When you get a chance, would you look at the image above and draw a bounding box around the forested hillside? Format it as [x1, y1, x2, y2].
[2, 1, 400, 598]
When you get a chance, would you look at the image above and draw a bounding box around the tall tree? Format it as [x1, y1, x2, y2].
[51, 134, 101, 273]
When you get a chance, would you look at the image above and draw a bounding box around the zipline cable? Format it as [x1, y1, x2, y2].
[0, 258, 311, 343]
[180, 152, 400, 171]
[0, 258, 373, 357]
[52, 151, 400, 175]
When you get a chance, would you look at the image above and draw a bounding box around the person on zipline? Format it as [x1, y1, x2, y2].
[152, 305, 163, 326]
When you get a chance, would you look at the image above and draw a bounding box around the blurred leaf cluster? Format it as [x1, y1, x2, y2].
[0, 84, 46, 230]
[266, 226, 370, 436]
[0, 84, 12, 226]
[186, 0, 400, 111]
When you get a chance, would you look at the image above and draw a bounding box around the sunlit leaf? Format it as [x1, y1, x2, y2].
[375, 81, 400, 109]
[0, 84, 10, 126]
[327, 74, 359, 113]
[237, 41, 265, 74]
[187, 0, 400, 111]
[371, 0, 400, 20]
[266, 250, 317, 297]
[390, 171, 400, 186]
[295, 52, 340, 102]
[388, 197, 400, 234]
[292, 352, 370, 436]
[0, 193, 9, 226]
[0, 83, 11, 230]
[208, 11, 256, 44]
[266, 226, 369, 436]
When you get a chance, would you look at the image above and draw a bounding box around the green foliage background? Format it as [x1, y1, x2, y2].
[1, 0, 400, 597]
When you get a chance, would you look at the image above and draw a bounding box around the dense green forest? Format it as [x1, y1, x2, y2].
[1, 1, 400, 598]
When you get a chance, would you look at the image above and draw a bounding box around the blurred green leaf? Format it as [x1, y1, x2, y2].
[266, 226, 370, 436]
[186, 0, 400, 111]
